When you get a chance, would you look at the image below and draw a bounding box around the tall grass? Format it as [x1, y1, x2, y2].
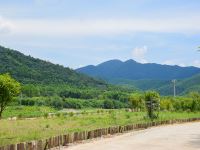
[0, 109, 200, 146]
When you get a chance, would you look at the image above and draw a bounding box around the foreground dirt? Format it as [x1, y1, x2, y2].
[62, 122, 200, 150]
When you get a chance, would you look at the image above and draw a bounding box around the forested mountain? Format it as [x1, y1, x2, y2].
[0, 45, 107, 88]
[109, 78, 168, 91]
[109, 74, 200, 95]
[77, 59, 200, 95]
[77, 59, 200, 80]
[158, 73, 200, 95]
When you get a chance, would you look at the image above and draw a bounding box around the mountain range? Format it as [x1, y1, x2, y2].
[77, 59, 200, 80]
[77, 59, 200, 95]
[1, 45, 199, 95]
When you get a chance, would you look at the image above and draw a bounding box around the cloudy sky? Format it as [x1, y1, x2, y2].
[0, 0, 200, 68]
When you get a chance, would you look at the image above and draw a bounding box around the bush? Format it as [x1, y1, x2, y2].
[103, 100, 114, 109]
[55, 113, 61, 117]
[144, 91, 160, 120]
[44, 113, 48, 119]
[160, 97, 173, 111]
[129, 93, 145, 111]
[125, 114, 131, 119]
[69, 112, 74, 117]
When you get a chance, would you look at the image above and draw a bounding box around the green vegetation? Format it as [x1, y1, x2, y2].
[0, 46, 106, 87]
[110, 74, 200, 96]
[0, 74, 21, 119]
[0, 46, 133, 110]
[1, 45, 200, 147]
[158, 73, 200, 95]
[1, 110, 200, 146]
[144, 91, 160, 120]
[2, 106, 56, 119]
[77, 59, 200, 94]
[129, 93, 144, 111]
[109, 78, 168, 91]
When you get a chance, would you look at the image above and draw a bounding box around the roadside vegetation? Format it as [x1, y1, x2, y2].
[1, 110, 200, 146]
[0, 74, 200, 147]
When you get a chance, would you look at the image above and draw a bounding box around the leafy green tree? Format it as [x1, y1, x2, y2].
[129, 93, 144, 111]
[0, 74, 21, 118]
[160, 97, 173, 111]
[103, 100, 114, 109]
[189, 92, 200, 112]
[144, 91, 160, 120]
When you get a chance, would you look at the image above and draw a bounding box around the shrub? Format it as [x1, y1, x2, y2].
[103, 100, 114, 109]
[125, 114, 131, 119]
[69, 112, 74, 117]
[144, 91, 160, 120]
[17, 114, 23, 119]
[55, 113, 61, 117]
[44, 113, 48, 119]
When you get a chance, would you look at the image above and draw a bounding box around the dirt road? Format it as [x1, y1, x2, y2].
[63, 122, 200, 150]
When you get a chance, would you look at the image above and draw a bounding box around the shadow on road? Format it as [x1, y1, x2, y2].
[189, 134, 200, 148]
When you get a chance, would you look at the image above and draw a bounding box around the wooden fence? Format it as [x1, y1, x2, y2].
[0, 118, 200, 150]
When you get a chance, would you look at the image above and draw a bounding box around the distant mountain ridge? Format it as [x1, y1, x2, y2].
[158, 73, 200, 95]
[77, 59, 200, 80]
[0, 45, 107, 88]
[77, 59, 200, 95]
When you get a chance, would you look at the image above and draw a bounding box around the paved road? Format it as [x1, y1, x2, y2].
[63, 122, 200, 150]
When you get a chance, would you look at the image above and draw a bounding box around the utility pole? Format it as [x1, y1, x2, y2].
[20, 93, 22, 105]
[172, 79, 176, 97]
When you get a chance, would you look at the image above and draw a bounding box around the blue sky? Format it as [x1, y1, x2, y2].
[0, 0, 200, 68]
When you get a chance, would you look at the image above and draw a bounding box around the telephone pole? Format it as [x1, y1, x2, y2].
[172, 79, 176, 97]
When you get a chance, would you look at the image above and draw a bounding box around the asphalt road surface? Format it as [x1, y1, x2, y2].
[63, 122, 200, 150]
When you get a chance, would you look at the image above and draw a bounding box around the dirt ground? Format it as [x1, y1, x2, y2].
[62, 122, 200, 150]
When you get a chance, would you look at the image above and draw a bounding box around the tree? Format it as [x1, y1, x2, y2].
[103, 100, 114, 109]
[160, 97, 173, 111]
[129, 93, 144, 111]
[144, 91, 160, 120]
[0, 74, 21, 118]
[189, 92, 200, 112]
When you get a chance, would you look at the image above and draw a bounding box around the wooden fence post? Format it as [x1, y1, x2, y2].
[36, 140, 43, 150]
[1, 117, 200, 150]
[17, 143, 25, 150]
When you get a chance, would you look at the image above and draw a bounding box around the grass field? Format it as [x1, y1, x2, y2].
[0, 107, 200, 146]
[2, 106, 56, 119]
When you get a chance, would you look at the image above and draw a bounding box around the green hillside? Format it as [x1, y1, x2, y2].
[0, 46, 106, 88]
[77, 59, 200, 80]
[109, 74, 200, 96]
[0, 45, 133, 109]
[158, 73, 200, 95]
[109, 78, 168, 91]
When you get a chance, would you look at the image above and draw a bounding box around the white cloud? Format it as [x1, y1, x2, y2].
[193, 60, 200, 68]
[1, 16, 200, 37]
[179, 63, 186, 67]
[163, 60, 176, 66]
[163, 60, 186, 67]
[0, 16, 13, 35]
[163, 59, 200, 68]
[132, 46, 148, 63]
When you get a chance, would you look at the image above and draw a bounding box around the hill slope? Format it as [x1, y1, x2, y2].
[109, 78, 168, 91]
[158, 73, 200, 95]
[77, 59, 200, 80]
[0, 46, 107, 87]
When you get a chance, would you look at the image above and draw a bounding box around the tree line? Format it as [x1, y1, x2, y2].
[1, 73, 200, 120]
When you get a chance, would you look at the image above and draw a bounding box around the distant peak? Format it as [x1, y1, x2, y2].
[105, 59, 123, 63]
[98, 59, 123, 66]
[124, 59, 138, 63]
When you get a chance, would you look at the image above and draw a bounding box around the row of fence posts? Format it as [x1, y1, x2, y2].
[0, 118, 200, 150]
